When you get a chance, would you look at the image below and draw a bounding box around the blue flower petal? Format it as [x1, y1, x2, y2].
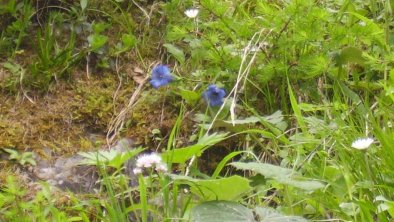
[150, 79, 164, 88]
[150, 65, 173, 88]
[203, 84, 226, 107]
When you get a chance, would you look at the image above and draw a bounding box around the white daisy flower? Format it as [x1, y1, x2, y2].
[351, 138, 374, 150]
[185, 8, 199, 18]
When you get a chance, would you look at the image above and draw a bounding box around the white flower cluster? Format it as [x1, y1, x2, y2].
[133, 152, 167, 175]
[351, 137, 374, 150]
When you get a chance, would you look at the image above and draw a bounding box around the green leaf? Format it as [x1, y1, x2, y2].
[78, 150, 118, 165]
[79, 148, 143, 168]
[197, 132, 228, 146]
[88, 34, 108, 52]
[177, 87, 200, 105]
[190, 201, 254, 222]
[232, 161, 292, 178]
[163, 144, 204, 163]
[80, 0, 87, 11]
[376, 196, 394, 217]
[212, 151, 247, 179]
[231, 162, 324, 191]
[192, 176, 251, 200]
[224, 116, 260, 125]
[2, 62, 21, 73]
[337, 81, 368, 116]
[347, 11, 386, 49]
[3, 148, 19, 160]
[288, 81, 308, 134]
[299, 103, 325, 112]
[163, 133, 228, 163]
[121, 34, 137, 48]
[223, 111, 286, 129]
[92, 22, 109, 34]
[254, 207, 308, 222]
[107, 148, 143, 169]
[336, 46, 365, 65]
[163, 43, 185, 64]
[172, 175, 251, 200]
[20, 152, 36, 166]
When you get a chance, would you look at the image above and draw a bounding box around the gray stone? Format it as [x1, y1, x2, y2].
[32, 138, 137, 193]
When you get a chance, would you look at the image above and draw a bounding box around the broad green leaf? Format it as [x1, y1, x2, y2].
[171, 175, 251, 200]
[263, 110, 285, 126]
[163, 144, 205, 163]
[254, 207, 308, 222]
[283, 179, 325, 191]
[163, 133, 228, 163]
[224, 116, 260, 125]
[197, 132, 228, 146]
[192, 176, 251, 200]
[231, 162, 324, 191]
[190, 201, 254, 222]
[163, 43, 185, 64]
[232, 162, 292, 178]
[177, 87, 200, 105]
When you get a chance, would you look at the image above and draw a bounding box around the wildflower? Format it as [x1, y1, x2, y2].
[134, 152, 168, 174]
[136, 153, 162, 168]
[133, 168, 142, 175]
[150, 65, 173, 88]
[155, 163, 168, 173]
[202, 84, 226, 107]
[351, 138, 374, 150]
[184, 8, 199, 18]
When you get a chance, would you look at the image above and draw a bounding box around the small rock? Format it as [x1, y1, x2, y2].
[31, 138, 138, 193]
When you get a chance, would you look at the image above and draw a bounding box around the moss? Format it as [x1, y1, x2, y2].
[0, 74, 118, 153]
[0, 118, 24, 148]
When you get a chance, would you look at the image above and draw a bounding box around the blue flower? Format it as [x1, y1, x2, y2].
[150, 65, 173, 88]
[203, 85, 226, 107]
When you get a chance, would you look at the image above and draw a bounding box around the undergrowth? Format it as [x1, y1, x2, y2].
[1, 0, 394, 221]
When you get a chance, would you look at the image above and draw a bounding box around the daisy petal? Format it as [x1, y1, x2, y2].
[351, 138, 374, 150]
